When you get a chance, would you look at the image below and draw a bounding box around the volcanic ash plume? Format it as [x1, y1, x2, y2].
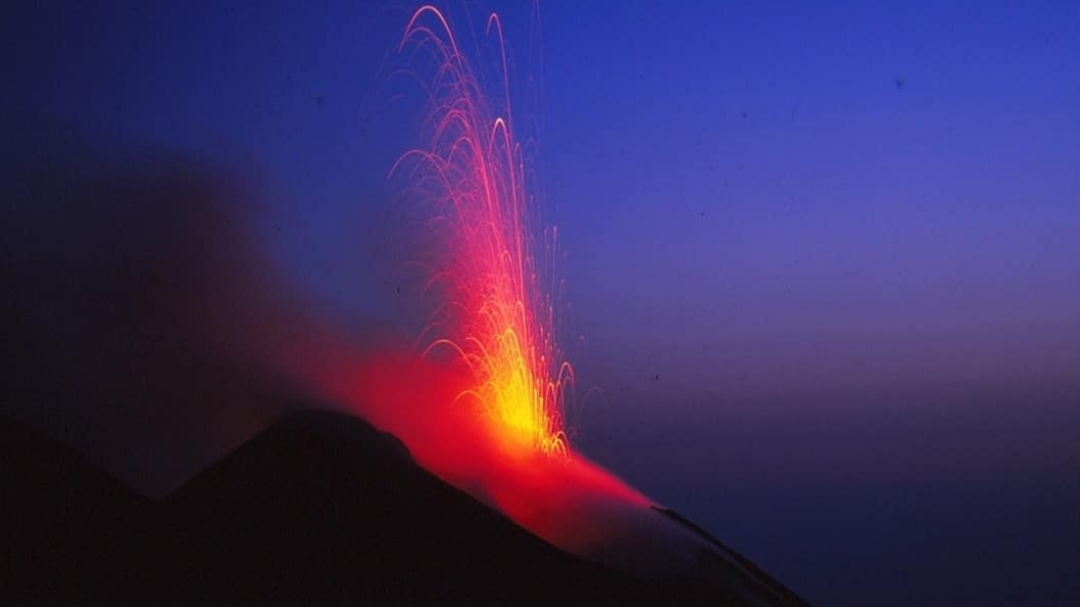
[2, 130, 307, 495]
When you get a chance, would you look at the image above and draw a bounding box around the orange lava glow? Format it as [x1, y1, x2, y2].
[390, 5, 570, 459]
[298, 348, 655, 561]
[282, 6, 666, 566]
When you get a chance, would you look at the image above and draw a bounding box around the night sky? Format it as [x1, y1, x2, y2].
[5, 2, 1080, 606]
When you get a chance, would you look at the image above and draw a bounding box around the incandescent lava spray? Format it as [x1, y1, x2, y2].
[391, 5, 571, 461]
[314, 4, 753, 585]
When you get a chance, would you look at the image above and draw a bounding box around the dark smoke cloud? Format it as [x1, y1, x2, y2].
[2, 121, 317, 495]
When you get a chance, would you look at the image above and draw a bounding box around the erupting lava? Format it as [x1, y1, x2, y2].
[391, 5, 570, 459]
[283, 4, 717, 575]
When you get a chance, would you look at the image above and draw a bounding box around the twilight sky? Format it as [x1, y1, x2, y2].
[5, 2, 1080, 606]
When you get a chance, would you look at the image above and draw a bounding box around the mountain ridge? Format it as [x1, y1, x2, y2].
[2, 409, 813, 607]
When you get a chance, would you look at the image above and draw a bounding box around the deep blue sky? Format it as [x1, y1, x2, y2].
[6, 2, 1080, 606]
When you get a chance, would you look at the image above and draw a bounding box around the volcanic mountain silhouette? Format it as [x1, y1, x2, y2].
[2, 409, 815, 607]
[0, 120, 818, 607]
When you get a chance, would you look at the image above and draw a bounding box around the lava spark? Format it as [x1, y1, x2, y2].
[391, 5, 570, 459]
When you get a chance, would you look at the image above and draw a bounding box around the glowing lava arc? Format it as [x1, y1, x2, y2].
[390, 6, 571, 459]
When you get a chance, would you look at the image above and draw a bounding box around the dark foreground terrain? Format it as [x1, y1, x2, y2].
[1, 410, 813, 607]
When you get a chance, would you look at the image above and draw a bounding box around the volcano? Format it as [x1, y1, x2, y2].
[2, 409, 815, 607]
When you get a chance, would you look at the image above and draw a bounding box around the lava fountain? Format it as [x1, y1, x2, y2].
[306, 4, 728, 580]
[390, 5, 570, 461]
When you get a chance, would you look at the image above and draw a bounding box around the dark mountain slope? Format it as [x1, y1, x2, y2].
[2, 409, 809, 606]
[155, 409, 754, 606]
[0, 414, 152, 605]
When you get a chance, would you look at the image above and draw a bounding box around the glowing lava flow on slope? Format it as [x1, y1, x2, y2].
[304, 5, 724, 578]
[390, 5, 569, 461]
